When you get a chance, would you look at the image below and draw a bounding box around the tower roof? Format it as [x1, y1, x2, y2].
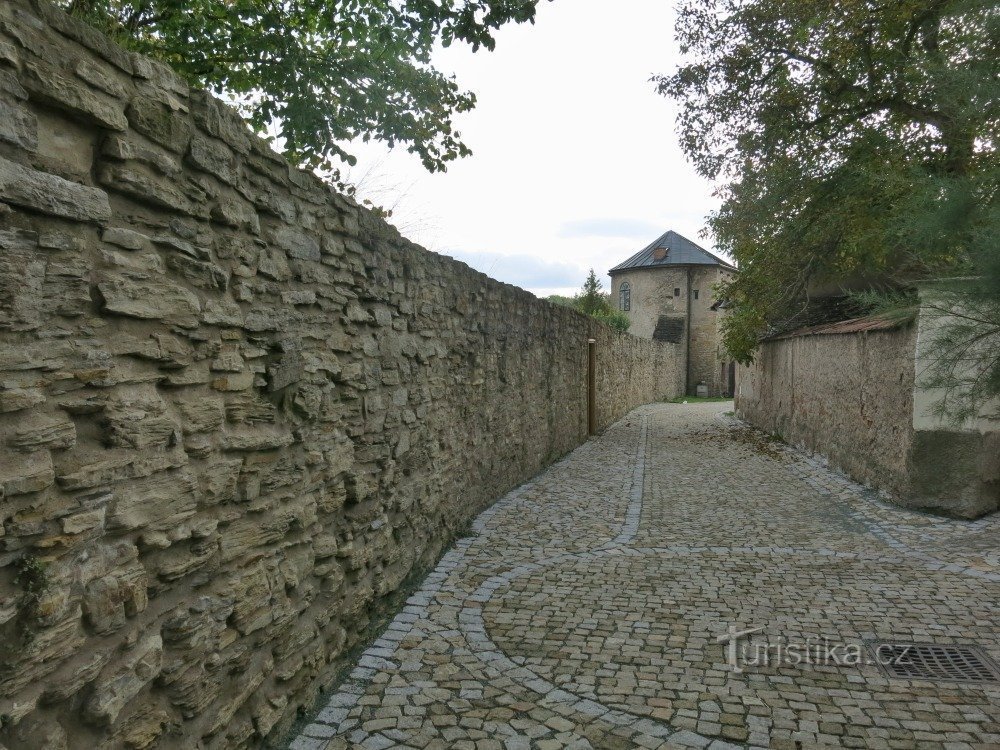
[608, 230, 735, 274]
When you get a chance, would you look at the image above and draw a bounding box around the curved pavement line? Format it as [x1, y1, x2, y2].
[298, 407, 998, 749]
[456, 414, 736, 750]
[716, 412, 1000, 584]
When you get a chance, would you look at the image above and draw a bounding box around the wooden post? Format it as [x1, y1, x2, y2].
[587, 338, 597, 435]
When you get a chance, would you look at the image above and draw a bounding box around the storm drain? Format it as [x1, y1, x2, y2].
[868, 642, 1000, 683]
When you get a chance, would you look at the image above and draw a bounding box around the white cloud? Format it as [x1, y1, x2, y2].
[341, 0, 721, 296]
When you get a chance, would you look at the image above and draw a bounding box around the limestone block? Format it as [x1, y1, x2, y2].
[83, 634, 163, 726]
[226, 563, 272, 631]
[61, 506, 106, 535]
[151, 232, 209, 260]
[130, 52, 188, 97]
[100, 706, 170, 749]
[244, 312, 280, 332]
[0, 450, 54, 495]
[43, 255, 91, 317]
[258, 247, 292, 281]
[95, 273, 201, 328]
[196, 457, 242, 505]
[0, 387, 45, 412]
[175, 395, 225, 434]
[254, 695, 288, 738]
[273, 227, 320, 261]
[0, 155, 111, 221]
[191, 90, 252, 155]
[33, 108, 96, 181]
[97, 161, 201, 215]
[210, 347, 244, 373]
[267, 349, 304, 392]
[74, 59, 128, 98]
[166, 252, 229, 291]
[112, 332, 193, 369]
[126, 96, 191, 153]
[281, 290, 316, 306]
[104, 391, 179, 450]
[211, 371, 254, 392]
[0, 228, 46, 332]
[101, 131, 182, 176]
[225, 392, 276, 424]
[221, 427, 294, 452]
[40, 650, 112, 705]
[33, 2, 134, 74]
[55, 448, 187, 491]
[106, 468, 198, 532]
[201, 297, 244, 327]
[8, 411, 76, 451]
[204, 669, 265, 736]
[188, 133, 238, 185]
[21, 61, 127, 131]
[82, 560, 147, 634]
[0, 98, 38, 151]
[211, 195, 259, 234]
[0, 607, 86, 695]
[101, 227, 150, 251]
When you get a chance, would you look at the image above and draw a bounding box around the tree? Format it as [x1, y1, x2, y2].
[64, 0, 543, 174]
[575, 269, 608, 316]
[558, 270, 631, 332]
[657, 0, 999, 396]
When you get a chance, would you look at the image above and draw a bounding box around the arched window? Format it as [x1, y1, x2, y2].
[619, 281, 631, 311]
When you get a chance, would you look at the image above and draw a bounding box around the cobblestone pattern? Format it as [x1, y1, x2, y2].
[0, 3, 682, 747]
[298, 402, 1000, 750]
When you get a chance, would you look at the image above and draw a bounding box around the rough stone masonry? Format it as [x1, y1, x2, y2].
[0, 2, 683, 748]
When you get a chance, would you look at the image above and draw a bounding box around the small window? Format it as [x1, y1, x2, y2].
[694, 289, 699, 300]
[674, 287, 681, 297]
[619, 281, 631, 311]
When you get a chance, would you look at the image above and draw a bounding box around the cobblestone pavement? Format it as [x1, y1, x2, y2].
[292, 403, 1000, 750]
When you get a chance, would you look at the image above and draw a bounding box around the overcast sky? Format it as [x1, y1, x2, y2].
[343, 0, 721, 298]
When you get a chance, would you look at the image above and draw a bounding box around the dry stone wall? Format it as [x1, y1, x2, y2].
[0, 2, 682, 747]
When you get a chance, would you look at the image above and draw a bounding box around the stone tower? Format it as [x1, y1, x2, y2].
[609, 230, 736, 397]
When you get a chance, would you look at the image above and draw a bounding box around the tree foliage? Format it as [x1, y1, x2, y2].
[64, 0, 543, 174]
[548, 270, 631, 332]
[657, 0, 999, 375]
[575, 269, 608, 315]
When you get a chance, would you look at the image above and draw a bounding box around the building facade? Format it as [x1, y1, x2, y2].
[609, 230, 736, 397]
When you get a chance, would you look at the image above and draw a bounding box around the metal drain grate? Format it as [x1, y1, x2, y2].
[868, 642, 1000, 683]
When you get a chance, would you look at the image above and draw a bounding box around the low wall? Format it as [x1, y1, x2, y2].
[737, 316, 999, 518]
[0, 2, 682, 748]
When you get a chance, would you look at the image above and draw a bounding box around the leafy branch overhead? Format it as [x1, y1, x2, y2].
[657, 0, 998, 365]
[63, 0, 544, 173]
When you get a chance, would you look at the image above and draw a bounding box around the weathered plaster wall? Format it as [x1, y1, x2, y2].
[737, 319, 999, 518]
[0, 3, 682, 748]
[737, 325, 917, 496]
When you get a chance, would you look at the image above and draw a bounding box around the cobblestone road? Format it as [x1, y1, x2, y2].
[292, 403, 1000, 750]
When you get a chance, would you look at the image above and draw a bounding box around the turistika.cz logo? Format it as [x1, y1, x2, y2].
[716, 625, 913, 674]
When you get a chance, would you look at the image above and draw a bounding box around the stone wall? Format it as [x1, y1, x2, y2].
[737, 315, 999, 518]
[0, 2, 682, 747]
